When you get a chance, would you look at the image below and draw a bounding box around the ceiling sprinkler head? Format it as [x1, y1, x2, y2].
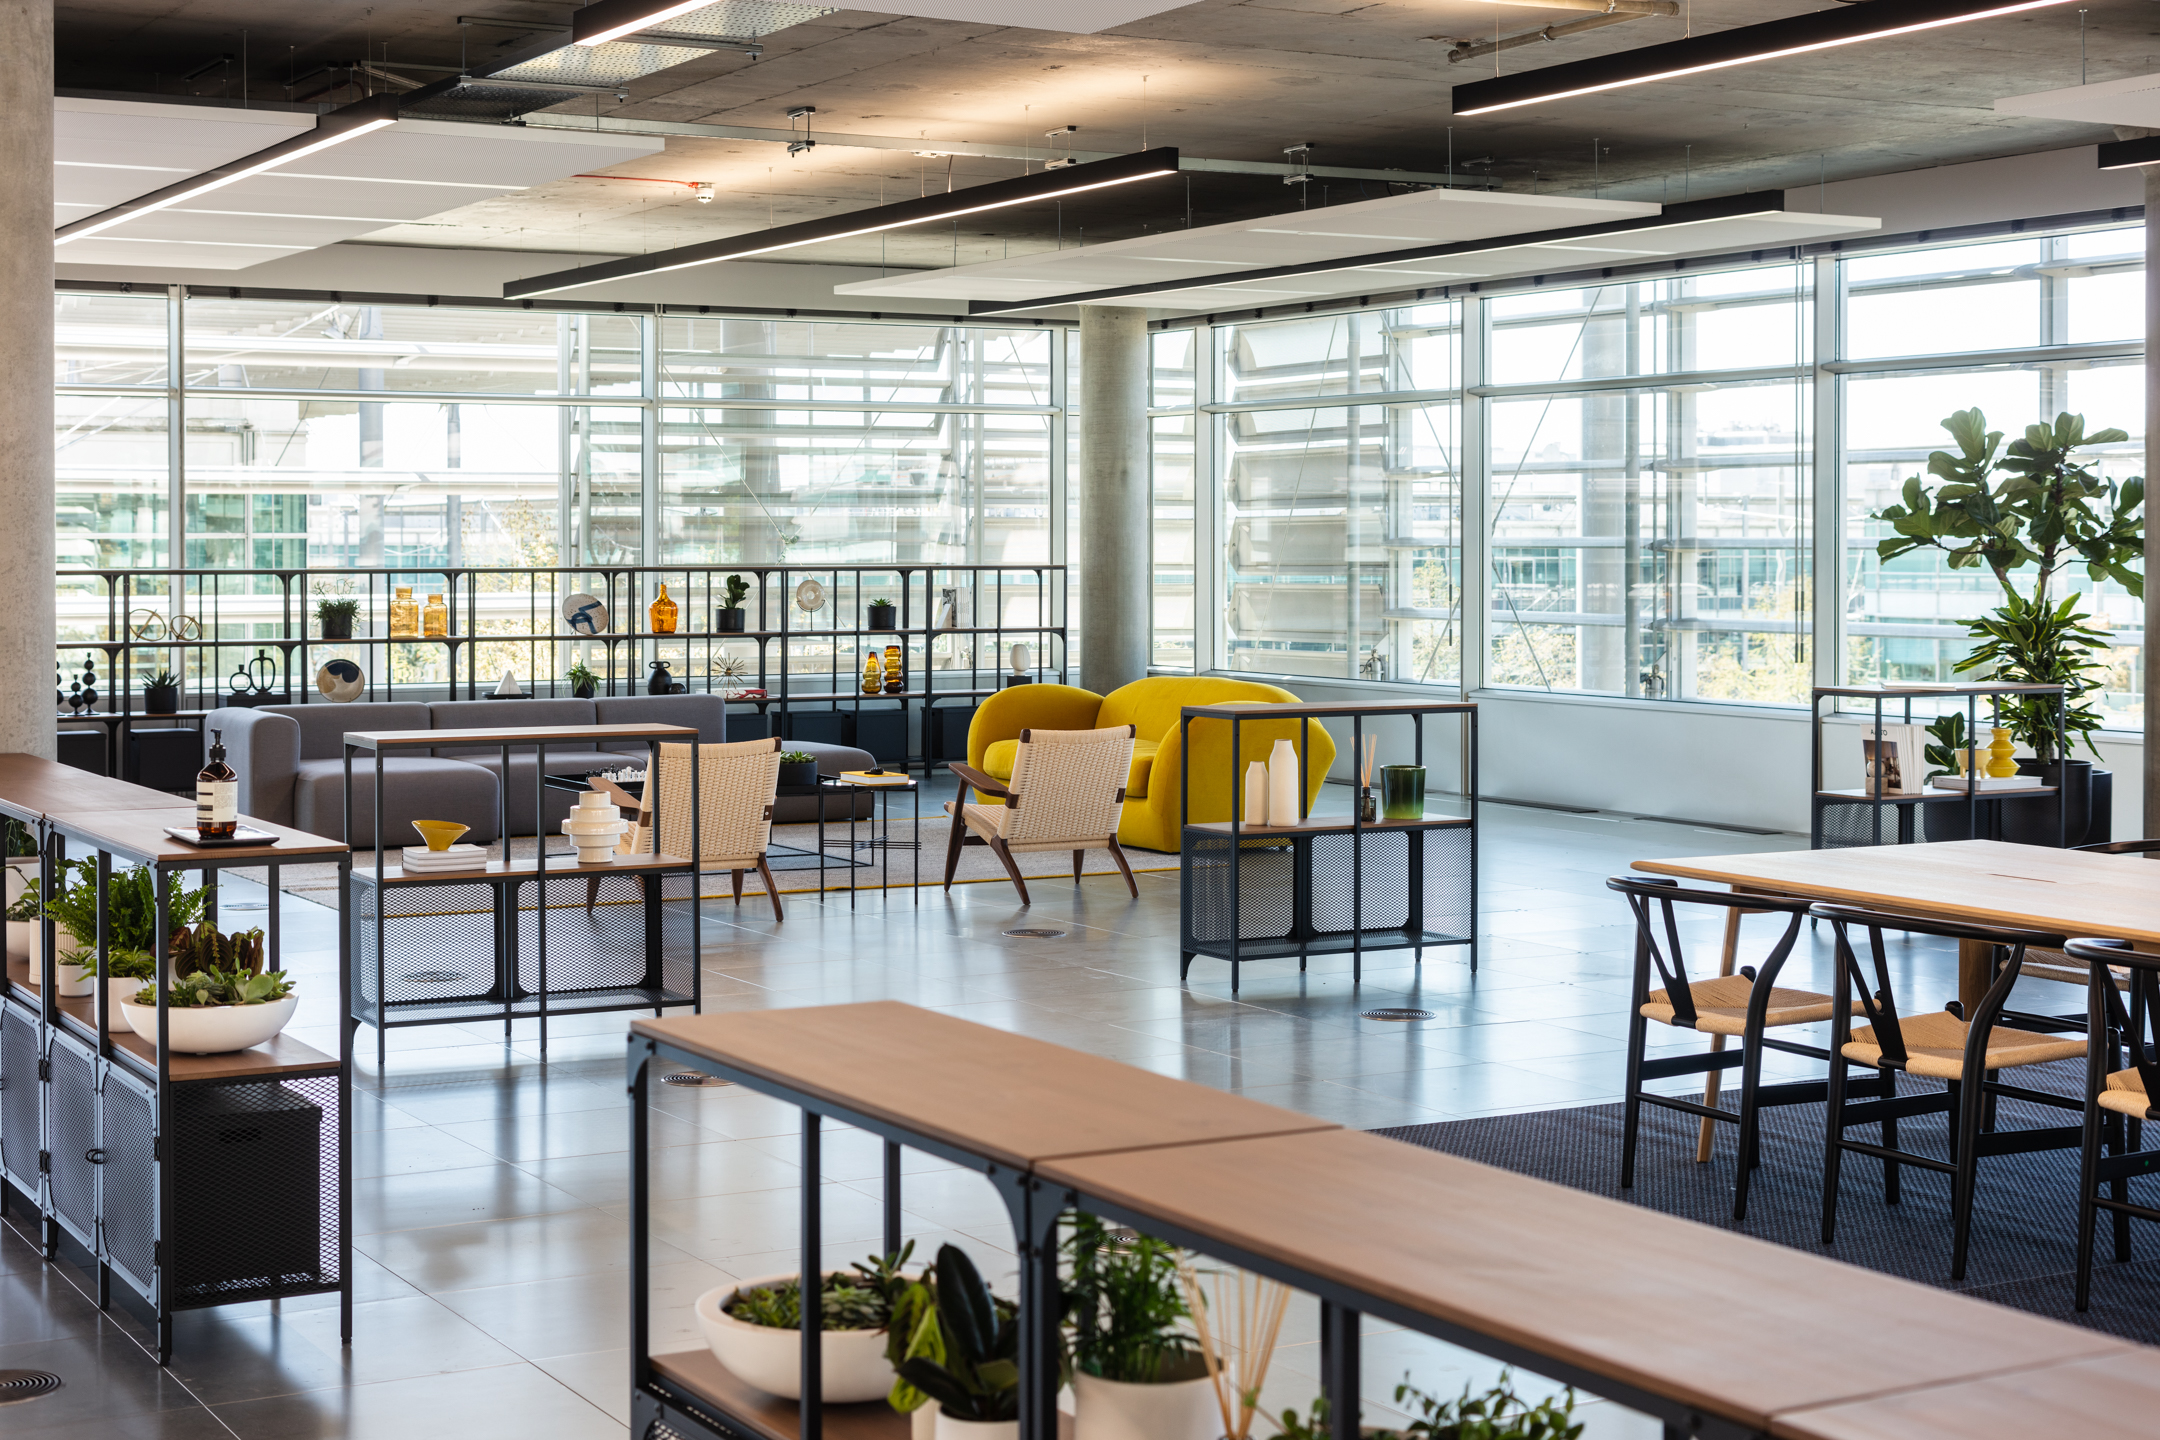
[695, 182, 714, 203]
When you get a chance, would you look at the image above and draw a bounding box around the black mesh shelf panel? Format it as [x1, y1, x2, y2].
[0, 1001, 39, 1197]
[1185, 825, 1475, 957]
[168, 1075, 340, 1308]
[47, 1033, 97, 1249]
[517, 873, 683, 997]
[100, 1067, 156, 1301]
[1813, 798, 1915, 849]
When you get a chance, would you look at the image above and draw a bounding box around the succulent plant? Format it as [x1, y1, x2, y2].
[135, 926, 291, 1008]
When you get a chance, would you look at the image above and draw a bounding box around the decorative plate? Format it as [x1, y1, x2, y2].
[794, 578, 826, 615]
[562, 592, 611, 636]
[316, 658, 365, 703]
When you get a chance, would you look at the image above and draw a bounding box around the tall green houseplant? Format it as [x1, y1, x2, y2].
[1870, 408, 2142, 763]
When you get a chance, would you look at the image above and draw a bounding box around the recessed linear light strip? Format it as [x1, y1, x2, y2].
[54, 95, 401, 246]
[503, 147, 1179, 298]
[1450, 0, 2082, 116]
[574, 0, 730, 46]
[966, 191, 1784, 316]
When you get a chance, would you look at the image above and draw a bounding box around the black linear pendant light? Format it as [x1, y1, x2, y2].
[1452, 0, 2081, 116]
[504, 147, 1180, 298]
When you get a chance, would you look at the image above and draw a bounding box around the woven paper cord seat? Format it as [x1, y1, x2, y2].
[1843, 1009, 2086, 1081]
[1640, 973, 1834, 1036]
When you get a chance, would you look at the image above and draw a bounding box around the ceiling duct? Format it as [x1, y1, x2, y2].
[400, 0, 831, 123]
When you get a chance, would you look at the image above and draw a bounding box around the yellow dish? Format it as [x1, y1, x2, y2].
[411, 820, 470, 852]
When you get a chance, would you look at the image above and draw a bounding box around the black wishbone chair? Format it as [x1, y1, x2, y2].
[1815, 903, 2088, 1281]
[2063, 937, 2160, 1311]
[1608, 876, 1869, 1220]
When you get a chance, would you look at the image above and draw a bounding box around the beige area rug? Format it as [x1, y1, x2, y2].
[231, 820, 1175, 903]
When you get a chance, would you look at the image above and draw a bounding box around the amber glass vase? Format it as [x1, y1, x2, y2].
[422, 593, 448, 639]
[860, 651, 881, 695]
[649, 583, 679, 635]
[882, 644, 904, 694]
[388, 585, 419, 639]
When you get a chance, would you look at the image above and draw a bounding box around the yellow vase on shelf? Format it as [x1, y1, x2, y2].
[860, 651, 881, 695]
[649, 583, 679, 635]
[422, 593, 448, 639]
[1985, 726, 2019, 779]
[388, 585, 419, 639]
[883, 644, 904, 694]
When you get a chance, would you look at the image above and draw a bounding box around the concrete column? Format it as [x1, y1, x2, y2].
[1, 0, 55, 758]
[1078, 305, 1151, 693]
[2145, 168, 2160, 835]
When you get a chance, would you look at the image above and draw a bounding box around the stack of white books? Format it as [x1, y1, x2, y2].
[398, 844, 490, 873]
[1927, 774, 2034, 792]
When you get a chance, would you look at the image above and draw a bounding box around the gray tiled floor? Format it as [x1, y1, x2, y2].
[5, 800, 1978, 1439]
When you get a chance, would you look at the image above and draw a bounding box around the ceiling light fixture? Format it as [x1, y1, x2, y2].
[54, 94, 400, 246]
[1451, 0, 2082, 115]
[504, 145, 1179, 297]
[573, 0, 720, 46]
[2096, 135, 2160, 169]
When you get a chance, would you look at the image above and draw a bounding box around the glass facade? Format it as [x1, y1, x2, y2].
[1156, 218, 2145, 728]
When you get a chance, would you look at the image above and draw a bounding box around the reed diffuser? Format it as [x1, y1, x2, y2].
[1358, 735, 1378, 824]
[1180, 1261, 1291, 1440]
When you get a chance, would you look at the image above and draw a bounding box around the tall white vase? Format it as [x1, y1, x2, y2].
[1267, 738, 1300, 826]
[1242, 761, 1270, 825]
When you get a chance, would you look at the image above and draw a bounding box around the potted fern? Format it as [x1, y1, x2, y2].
[120, 924, 295, 1054]
[717, 573, 752, 632]
[693, 1244, 916, 1402]
[1064, 1213, 1214, 1440]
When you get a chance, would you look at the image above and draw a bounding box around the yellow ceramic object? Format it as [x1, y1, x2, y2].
[411, 820, 469, 852]
[861, 651, 881, 695]
[1985, 726, 2019, 779]
[967, 676, 1336, 853]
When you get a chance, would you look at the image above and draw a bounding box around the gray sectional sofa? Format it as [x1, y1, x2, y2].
[215, 695, 873, 847]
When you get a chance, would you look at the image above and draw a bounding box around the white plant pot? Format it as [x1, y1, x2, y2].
[104, 978, 138, 1032]
[694, 1274, 896, 1403]
[5, 919, 37, 964]
[121, 994, 297, 1054]
[54, 958, 96, 997]
[1072, 1371, 1220, 1440]
[937, 1414, 1019, 1440]
[912, 1406, 939, 1440]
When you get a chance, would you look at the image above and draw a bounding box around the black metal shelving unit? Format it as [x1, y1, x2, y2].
[1177, 699, 1478, 994]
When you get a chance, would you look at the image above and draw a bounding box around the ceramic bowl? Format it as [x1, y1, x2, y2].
[121, 994, 298, 1054]
[694, 1274, 896, 1402]
[411, 820, 470, 852]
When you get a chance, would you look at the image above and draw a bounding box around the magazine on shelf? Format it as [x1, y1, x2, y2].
[1859, 724, 1926, 795]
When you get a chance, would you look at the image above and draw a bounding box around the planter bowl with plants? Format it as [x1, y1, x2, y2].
[124, 923, 295, 1054]
[697, 1248, 916, 1403]
[317, 595, 361, 640]
[778, 750, 819, 790]
[868, 600, 898, 632]
[141, 669, 181, 716]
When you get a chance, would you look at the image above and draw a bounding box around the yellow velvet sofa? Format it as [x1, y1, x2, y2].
[964, 676, 1337, 853]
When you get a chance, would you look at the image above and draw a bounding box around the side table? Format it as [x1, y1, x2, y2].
[814, 775, 920, 908]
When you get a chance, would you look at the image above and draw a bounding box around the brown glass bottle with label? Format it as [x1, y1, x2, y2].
[196, 728, 238, 839]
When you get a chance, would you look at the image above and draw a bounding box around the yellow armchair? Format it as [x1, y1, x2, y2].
[965, 676, 1336, 853]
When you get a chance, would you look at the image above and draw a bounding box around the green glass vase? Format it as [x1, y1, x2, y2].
[1379, 765, 1425, 821]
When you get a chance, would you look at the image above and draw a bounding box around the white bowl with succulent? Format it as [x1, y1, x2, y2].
[120, 923, 296, 1054]
[695, 1245, 915, 1403]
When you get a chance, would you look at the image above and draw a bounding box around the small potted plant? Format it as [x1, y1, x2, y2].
[98, 946, 155, 1032]
[868, 598, 898, 632]
[694, 1244, 917, 1403]
[1274, 1373, 1581, 1440]
[140, 668, 181, 716]
[1064, 1213, 1213, 1440]
[567, 660, 599, 700]
[317, 595, 361, 640]
[120, 924, 294, 1054]
[778, 749, 819, 789]
[894, 1245, 1020, 1440]
[718, 573, 751, 633]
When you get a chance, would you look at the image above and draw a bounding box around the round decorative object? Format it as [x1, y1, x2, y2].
[316, 658, 365, 703]
[562, 592, 611, 636]
[169, 614, 202, 642]
[126, 608, 167, 641]
[794, 577, 826, 614]
[1009, 641, 1031, 675]
[412, 819, 470, 852]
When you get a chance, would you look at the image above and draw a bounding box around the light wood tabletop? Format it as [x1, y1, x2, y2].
[51, 807, 350, 864]
[1771, 1347, 2160, 1440]
[0, 753, 187, 818]
[631, 1001, 1339, 1169]
[1036, 1128, 2129, 1435]
[1633, 840, 2160, 1012]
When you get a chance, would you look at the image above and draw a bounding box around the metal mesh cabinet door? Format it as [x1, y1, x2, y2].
[46, 1031, 98, 1250]
[100, 1063, 157, 1303]
[0, 999, 40, 1201]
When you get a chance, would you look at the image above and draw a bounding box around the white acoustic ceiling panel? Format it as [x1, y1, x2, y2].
[53, 101, 662, 270]
[871, 0, 1201, 33]
[835, 187, 1662, 303]
[1995, 74, 2160, 126]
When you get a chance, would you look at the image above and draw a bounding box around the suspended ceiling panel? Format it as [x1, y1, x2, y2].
[52, 102, 660, 271]
[55, 98, 314, 224]
[1994, 74, 2160, 127]
[872, 0, 1205, 32]
[834, 187, 1662, 303]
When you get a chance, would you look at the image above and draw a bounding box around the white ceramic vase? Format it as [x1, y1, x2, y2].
[1242, 761, 1270, 826]
[693, 1276, 897, 1402]
[1266, 738, 1301, 827]
[936, 1414, 1019, 1440]
[5, 920, 36, 964]
[911, 1406, 938, 1440]
[561, 790, 628, 865]
[121, 994, 298, 1054]
[1072, 1371, 1221, 1440]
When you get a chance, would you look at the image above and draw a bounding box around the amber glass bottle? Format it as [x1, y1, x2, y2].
[649, 583, 679, 635]
[883, 644, 904, 694]
[196, 728, 238, 839]
[388, 585, 419, 639]
[422, 593, 448, 639]
[860, 651, 881, 695]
